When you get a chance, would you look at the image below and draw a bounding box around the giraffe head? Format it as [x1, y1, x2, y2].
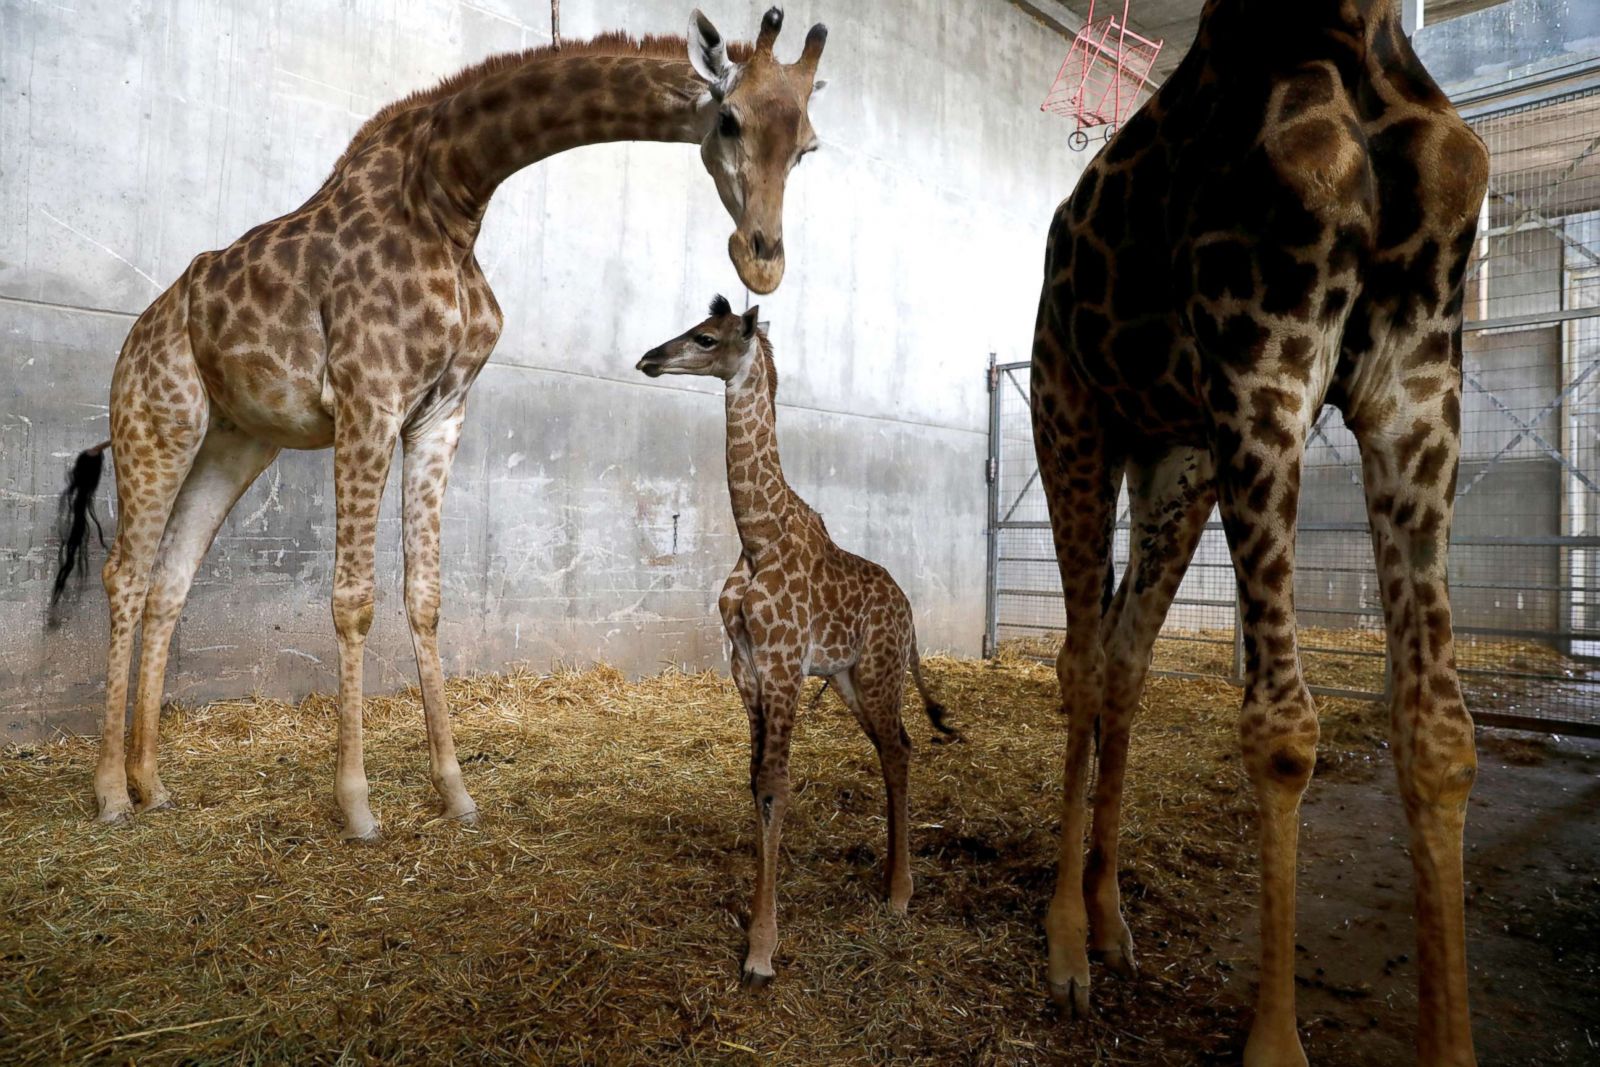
[637, 294, 762, 380]
[689, 6, 828, 295]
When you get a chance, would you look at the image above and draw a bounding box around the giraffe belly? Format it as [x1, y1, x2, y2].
[202, 355, 335, 450]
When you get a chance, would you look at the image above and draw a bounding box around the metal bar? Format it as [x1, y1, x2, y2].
[1465, 303, 1600, 333]
[1001, 468, 1042, 523]
[997, 588, 1237, 610]
[1001, 517, 1600, 549]
[1471, 712, 1600, 739]
[1454, 66, 1600, 114]
[985, 354, 1002, 659]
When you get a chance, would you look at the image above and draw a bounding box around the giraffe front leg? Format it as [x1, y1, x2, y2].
[330, 414, 401, 843]
[402, 408, 477, 825]
[1208, 383, 1319, 1067]
[1352, 396, 1477, 1067]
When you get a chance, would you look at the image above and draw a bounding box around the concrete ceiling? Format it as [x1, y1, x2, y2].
[1025, 0, 1515, 81]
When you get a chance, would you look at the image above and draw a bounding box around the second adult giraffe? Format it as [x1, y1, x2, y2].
[53, 7, 829, 840]
[1030, 2, 1485, 1065]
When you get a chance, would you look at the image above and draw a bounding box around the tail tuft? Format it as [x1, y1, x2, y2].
[924, 698, 961, 741]
[50, 443, 110, 625]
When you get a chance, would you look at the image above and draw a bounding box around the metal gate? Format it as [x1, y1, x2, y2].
[985, 77, 1600, 737]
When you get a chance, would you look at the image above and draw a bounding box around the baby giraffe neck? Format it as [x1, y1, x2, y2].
[724, 338, 792, 554]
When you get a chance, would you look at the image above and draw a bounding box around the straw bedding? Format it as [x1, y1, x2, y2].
[1, 653, 1390, 1064]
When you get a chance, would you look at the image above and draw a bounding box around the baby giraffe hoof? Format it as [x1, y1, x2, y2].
[740, 966, 775, 991]
[341, 824, 382, 845]
[136, 797, 176, 815]
[1049, 977, 1092, 1019]
[450, 807, 481, 828]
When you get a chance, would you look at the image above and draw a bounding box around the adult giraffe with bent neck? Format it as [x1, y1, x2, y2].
[1031, 1, 1485, 1063]
[53, 7, 829, 841]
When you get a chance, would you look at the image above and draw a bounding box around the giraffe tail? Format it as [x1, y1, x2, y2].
[49, 440, 112, 626]
[910, 635, 961, 741]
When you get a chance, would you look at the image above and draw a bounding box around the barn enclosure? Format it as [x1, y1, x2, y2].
[3, 0, 1600, 1065]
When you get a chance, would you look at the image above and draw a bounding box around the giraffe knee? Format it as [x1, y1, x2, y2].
[332, 588, 375, 642]
[405, 588, 440, 637]
[141, 567, 190, 628]
[1401, 722, 1477, 811]
[1244, 721, 1319, 795]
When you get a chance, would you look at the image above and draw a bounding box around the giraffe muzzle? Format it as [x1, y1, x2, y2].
[729, 230, 785, 295]
[636, 350, 668, 378]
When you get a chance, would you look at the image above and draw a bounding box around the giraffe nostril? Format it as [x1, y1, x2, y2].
[752, 233, 769, 259]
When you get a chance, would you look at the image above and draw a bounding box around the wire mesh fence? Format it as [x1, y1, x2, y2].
[986, 81, 1600, 737]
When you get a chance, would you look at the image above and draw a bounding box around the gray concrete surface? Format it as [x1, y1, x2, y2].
[0, 0, 1092, 739]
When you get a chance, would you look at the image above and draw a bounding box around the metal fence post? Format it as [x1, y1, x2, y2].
[1232, 593, 1245, 686]
[984, 353, 1002, 659]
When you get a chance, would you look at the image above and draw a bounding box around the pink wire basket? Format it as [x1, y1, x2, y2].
[1041, 0, 1164, 150]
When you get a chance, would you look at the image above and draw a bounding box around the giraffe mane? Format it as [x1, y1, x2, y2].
[328, 32, 757, 178]
[757, 330, 778, 408]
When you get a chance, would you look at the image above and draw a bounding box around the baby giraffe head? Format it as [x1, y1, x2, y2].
[688, 6, 828, 295]
[637, 294, 762, 381]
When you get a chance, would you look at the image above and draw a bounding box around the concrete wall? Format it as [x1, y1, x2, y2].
[0, 0, 1090, 739]
[1415, 0, 1600, 91]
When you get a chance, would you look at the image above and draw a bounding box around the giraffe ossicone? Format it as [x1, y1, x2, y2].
[637, 296, 959, 986]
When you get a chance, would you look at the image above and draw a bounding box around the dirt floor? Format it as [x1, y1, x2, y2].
[1, 655, 1595, 1064]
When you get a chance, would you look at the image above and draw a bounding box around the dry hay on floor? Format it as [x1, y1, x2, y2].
[1004, 625, 1599, 722]
[0, 654, 1386, 1065]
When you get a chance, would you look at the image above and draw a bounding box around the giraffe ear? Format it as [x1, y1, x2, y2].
[688, 10, 733, 86]
[741, 306, 760, 339]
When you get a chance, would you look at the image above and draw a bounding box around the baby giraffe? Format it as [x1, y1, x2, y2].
[638, 296, 957, 987]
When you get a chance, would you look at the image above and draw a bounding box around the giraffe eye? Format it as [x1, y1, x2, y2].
[694, 334, 718, 348]
[718, 110, 741, 138]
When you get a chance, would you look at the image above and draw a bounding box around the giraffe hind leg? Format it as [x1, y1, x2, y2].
[125, 422, 279, 812]
[1348, 344, 1477, 1066]
[95, 298, 209, 823]
[401, 408, 477, 824]
[1087, 447, 1217, 977]
[832, 658, 914, 915]
[1031, 328, 1119, 1018]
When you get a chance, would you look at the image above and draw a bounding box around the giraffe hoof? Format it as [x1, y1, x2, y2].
[340, 824, 382, 845]
[135, 796, 176, 815]
[94, 805, 134, 826]
[740, 967, 775, 991]
[450, 807, 480, 828]
[1049, 977, 1091, 1019]
[1092, 938, 1138, 979]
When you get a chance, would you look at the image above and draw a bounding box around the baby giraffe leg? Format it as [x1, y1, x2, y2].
[832, 664, 914, 913]
[741, 651, 803, 987]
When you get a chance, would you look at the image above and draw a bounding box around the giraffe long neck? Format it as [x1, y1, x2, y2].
[422, 52, 711, 240]
[724, 338, 794, 555]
